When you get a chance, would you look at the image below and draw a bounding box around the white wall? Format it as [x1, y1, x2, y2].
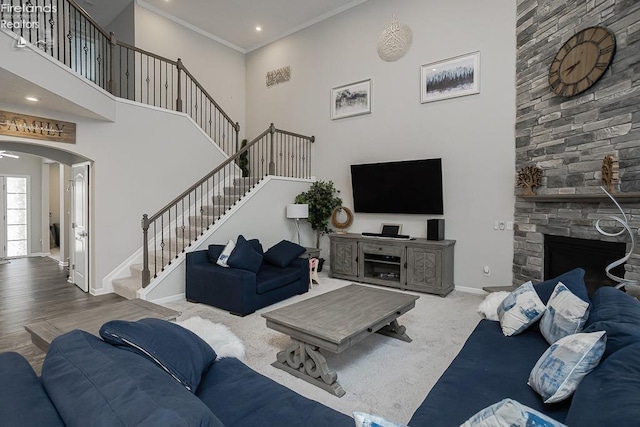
[107, 2, 135, 46]
[245, 0, 517, 289]
[0, 153, 43, 254]
[134, 5, 246, 137]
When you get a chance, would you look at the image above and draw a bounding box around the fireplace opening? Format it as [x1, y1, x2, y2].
[544, 235, 626, 296]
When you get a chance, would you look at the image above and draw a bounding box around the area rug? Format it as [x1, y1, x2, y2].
[165, 274, 484, 424]
[175, 316, 245, 360]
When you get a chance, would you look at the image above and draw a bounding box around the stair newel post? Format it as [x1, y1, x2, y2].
[268, 123, 276, 175]
[235, 122, 240, 154]
[141, 214, 151, 288]
[176, 58, 183, 112]
[108, 32, 117, 95]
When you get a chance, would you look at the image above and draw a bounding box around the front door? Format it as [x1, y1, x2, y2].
[71, 163, 89, 292]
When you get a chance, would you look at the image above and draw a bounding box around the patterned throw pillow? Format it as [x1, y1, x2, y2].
[353, 412, 407, 427]
[539, 282, 590, 344]
[461, 398, 566, 427]
[497, 281, 546, 336]
[528, 331, 606, 403]
[216, 239, 235, 267]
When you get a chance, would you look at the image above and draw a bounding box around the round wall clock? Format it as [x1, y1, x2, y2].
[548, 26, 616, 97]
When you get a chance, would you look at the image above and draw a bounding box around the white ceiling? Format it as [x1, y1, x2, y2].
[81, 0, 368, 53]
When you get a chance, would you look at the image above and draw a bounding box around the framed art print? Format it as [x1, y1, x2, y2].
[331, 79, 372, 120]
[421, 52, 480, 103]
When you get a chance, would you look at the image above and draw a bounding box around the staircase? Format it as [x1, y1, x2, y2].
[113, 177, 259, 299]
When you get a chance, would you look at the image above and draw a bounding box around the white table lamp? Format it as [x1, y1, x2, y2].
[286, 204, 309, 245]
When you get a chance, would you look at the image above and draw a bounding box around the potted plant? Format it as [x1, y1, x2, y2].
[295, 181, 342, 271]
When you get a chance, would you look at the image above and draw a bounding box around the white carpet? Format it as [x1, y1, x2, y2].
[164, 273, 484, 424]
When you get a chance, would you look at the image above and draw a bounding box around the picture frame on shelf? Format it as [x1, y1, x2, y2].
[331, 79, 372, 120]
[380, 223, 402, 236]
[421, 51, 480, 103]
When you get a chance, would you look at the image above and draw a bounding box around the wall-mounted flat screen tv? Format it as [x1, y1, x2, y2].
[350, 158, 443, 214]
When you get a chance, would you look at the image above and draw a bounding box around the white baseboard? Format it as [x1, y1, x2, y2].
[455, 285, 489, 295]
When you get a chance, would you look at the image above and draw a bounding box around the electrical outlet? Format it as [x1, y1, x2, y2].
[506, 221, 514, 230]
[483, 266, 490, 276]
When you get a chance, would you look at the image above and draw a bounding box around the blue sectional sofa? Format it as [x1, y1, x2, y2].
[410, 269, 640, 426]
[186, 238, 309, 316]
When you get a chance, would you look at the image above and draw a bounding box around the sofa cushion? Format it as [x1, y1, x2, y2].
[461, 398, 566, 427]
[565, 342, 640, 426]
[539, 282, 590, 344]
[256, 264, 301, 294]
[197, 357, 353, 426]
[247, 238, 264, 255]
[528, 331, 606, 403]
[207, 244, 224, 264]
[583, 286, 640, 359]
[228, 235, 263, 273]
[0, 352, 65, 427]
[497, 281, 546, 336]
[408, 320, 571, 427]
[263, 240, 305, 268]
[100, 318, 217, 392]
[42, 330, 224, 427]
[533, 268, 588, 305]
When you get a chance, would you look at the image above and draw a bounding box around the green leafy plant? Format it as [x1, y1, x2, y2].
[238, 139, 249, 177]
[295, 181, 342, 248]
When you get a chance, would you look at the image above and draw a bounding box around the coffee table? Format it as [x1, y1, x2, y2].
[25, 299, 180, 352]
[261, 284, 419, 397]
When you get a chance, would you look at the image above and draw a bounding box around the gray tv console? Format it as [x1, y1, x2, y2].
[329, 233, 455, 296]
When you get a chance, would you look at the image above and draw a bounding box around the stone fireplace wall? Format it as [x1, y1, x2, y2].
[514, 0, 640, 284]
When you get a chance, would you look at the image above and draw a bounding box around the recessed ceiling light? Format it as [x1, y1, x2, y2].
[256, 26, 262, 32]
[25, 96, 39, 102]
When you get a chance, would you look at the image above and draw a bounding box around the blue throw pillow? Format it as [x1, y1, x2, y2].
[100, 318, 216, 392]
[207, 244, 225, 264]
[42, 330, 223, 427]
[583, 286, 640, 359]
[533, 268, 588, 305]
[263, 240, 306, 268]
[228, 235, 263, 273]
[565, 342, 640, 426]
[497, 281, 546, 336]
[247, 238, 264, 255]
[528, 331, 606, 403]
[539, 282, 590, 344]
[461, 398, 566, 427]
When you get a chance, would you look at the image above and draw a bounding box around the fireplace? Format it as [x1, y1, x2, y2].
[544, 235, 626, 296]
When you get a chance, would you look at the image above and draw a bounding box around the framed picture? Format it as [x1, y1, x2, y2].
[331, 79, 372, 120]
[421, 51, 480, 103]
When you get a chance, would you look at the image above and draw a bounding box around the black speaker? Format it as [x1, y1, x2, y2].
[427, 219, 444, 241]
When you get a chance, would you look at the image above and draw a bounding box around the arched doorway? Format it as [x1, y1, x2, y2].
[0, 140, 92, 292]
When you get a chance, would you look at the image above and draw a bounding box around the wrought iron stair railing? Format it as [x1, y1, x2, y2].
[2, 0, 240, 155]
[140, 124, 315, 287]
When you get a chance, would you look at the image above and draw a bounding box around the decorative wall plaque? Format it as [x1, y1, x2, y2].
[266, 66, 291, 87]
[517, 166, 542, 195]
[602, 155, 619, 193]
[0, 110, 76, 144]
[377, 15, 413, 62]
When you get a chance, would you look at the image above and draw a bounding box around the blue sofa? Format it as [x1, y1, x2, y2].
[186, 239, 309, 316]
[1, 319, 353, 427]
[409, 269, 640, 426]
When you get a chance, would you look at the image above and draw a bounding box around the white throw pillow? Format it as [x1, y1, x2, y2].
[353, 412, 406, 427]
[216, 239, 235, 267]
[497, 282, 546, 336]
[528, 331, 606, 403]
[478, 291, 510, 321]
[461, 398, 567, 427]
[539, 282, 590, 344]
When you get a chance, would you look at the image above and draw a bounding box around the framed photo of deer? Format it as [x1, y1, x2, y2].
[331, 79, 372, 120]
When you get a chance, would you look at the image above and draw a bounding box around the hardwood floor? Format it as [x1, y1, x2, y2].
[0, 257, 124, 373]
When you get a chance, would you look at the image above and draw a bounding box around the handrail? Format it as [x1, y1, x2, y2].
[115, 40, 178, 66]
[141, 124, 315, 286]
[66, 0, 111, 39]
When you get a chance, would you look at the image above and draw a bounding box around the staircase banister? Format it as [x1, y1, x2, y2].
[146, 126, 273, 223]
[180, 64, 239, 131]
[273, 127, 315, 142]
[115, 41, 179, 66]
[66, 0, 111, 39]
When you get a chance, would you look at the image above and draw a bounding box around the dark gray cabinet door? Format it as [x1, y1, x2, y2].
[330, 238, 358, 277]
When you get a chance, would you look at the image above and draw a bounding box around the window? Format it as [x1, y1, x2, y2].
[6, 177, 28, 257]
